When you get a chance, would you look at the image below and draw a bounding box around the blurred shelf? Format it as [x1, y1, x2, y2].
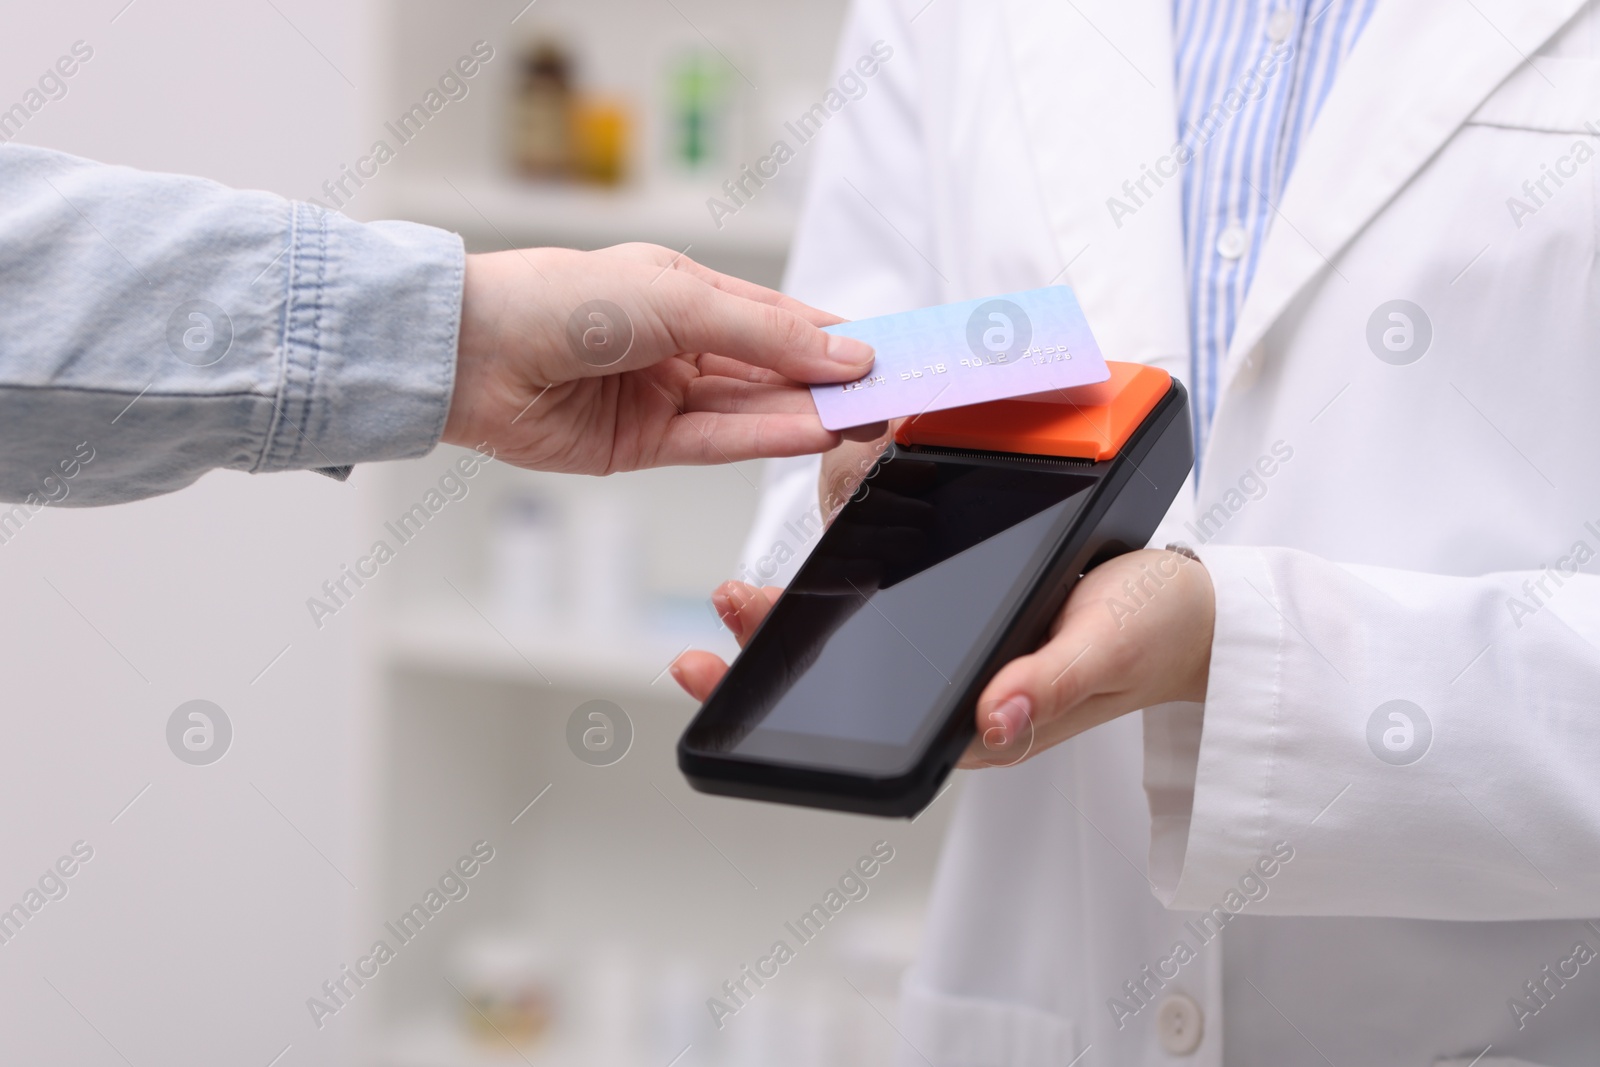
[379, 174, 799, 257]
[379, 605, 735, 697]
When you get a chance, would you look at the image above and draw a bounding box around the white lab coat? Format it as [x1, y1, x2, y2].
[743, 0, 1600, 1063]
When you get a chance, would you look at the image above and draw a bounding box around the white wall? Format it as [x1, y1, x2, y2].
[0, 2, 379, 1064]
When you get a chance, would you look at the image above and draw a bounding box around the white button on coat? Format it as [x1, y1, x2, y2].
[1267, 8, 1296, 43]
[1155, 993, 1204, 1055]
[1215, 224, 1248, 259]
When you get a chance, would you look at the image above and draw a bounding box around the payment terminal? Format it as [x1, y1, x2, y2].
[678, 362, 1193, 817]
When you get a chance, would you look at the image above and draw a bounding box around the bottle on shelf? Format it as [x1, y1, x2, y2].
[488, 492, 563, 631]
[450, 934, 558, 1051]
[571, 96, 632, 186]
[512, 40, 575, 178]
[665, 48, 735, 173]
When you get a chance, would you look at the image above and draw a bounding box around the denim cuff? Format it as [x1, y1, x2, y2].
[257, 202, 464, 474]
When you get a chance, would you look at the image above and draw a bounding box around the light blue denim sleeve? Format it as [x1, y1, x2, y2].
[0, 144, 464, 506]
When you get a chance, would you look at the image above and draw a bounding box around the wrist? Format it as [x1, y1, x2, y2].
[443, 253, 503, 449]
[1175, 555, 1215, 704]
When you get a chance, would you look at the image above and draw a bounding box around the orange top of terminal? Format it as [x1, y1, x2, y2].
[893, 361, 1172, 462]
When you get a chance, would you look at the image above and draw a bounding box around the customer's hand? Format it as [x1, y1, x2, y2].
[671, 555, 1215, 768]
[441, 243, 882, 472]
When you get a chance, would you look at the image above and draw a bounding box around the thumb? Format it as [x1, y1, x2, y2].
[970, 632, 1101, 765]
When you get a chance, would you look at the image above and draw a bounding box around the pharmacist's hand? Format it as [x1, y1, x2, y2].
[668, 551, 1216, 769]
[442, 243, 884, 473]
[963, 548, 1214, 768]
[669, 581, 783, 698]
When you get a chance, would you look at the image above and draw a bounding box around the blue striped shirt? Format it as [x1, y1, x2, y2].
[1175, 0, 1379, 453]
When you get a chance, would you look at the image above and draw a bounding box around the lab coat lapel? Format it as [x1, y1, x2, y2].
[1221, 0, 1587, 382]
[1000, 0, 1191, 374]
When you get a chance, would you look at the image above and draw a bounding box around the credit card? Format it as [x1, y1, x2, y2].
[812, 286, 1111, 431]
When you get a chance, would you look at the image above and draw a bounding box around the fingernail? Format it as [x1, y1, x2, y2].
[668, 663, 687, 687]
[987, 696, 1032, 748]
[826, 333, 874, 367]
